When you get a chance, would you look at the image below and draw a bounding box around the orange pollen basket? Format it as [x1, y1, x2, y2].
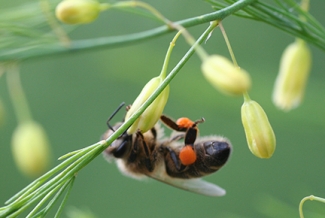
[176, 117, 195, 129]
[179, 145, 197, 165]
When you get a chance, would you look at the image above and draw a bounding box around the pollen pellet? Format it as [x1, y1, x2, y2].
[176, 117, 194, 129]
[179, 145, 197, 165]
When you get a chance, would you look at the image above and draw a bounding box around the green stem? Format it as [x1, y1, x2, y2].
[219, 22, 238, 67]
[0, 63, 5, 78]
[25, 181, 65, 218]
[300, 0, 310, 12]
[6, 62, 32, 123]
[243, 92, 251, 102]
[299, 195, 325, 218]
[54, 176, 75, 218]
[0, 0, 256, 61]
[126, 0, 215, 62]
[193, 21, 219, 61]
[111, 1, 170, 25]
[159, 31, 182, 78]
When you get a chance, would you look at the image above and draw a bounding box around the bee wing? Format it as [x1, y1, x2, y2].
[148, 171, 226, 197]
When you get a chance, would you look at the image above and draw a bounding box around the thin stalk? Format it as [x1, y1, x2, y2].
[300, 0, 309, 12]
[32, 176, 75, 218]
[111, 1, 170, 26]
[6, 62, 32, 123]
[219, 22, 238, 67]
[299, 195, 325, 218]
[243, 92, 251, 102]
[54, 176, 75, 218]
[159, 30, 182, 78]
[25, 181, 66, 218]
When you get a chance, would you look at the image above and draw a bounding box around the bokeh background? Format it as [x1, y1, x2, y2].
[1, 0, 325, 217]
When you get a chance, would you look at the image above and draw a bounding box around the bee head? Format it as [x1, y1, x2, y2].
[203, 140, 231, 167]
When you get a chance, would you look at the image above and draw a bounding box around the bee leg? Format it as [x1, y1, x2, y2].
[184, 127, 197, 147]
[164, 147, 186, 172]
[194, 117, 205, 125]
[184, 118, 204, 146]
[169, 134, 185, 142]
[134, 131, 154, 172]
[160, 115, 187, 132]
[150, 126, 157, 140]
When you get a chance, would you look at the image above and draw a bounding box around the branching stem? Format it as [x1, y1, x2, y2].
[0, 0, 256, 61]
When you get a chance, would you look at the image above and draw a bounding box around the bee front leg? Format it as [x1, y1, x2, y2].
[134, 131, 154, 172]
[160, 115, 188, 132]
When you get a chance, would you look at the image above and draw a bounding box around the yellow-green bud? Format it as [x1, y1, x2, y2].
[241, 99, 276, 159]
[11, 121, 51, 177]
[201, 55, 251, 95]
[125, 76, 169, 134]
[66, 207, 96, 218]
[273, 40, 311, 111]
[56, 0, 108, 24]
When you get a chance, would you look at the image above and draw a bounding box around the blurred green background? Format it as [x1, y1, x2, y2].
[1, 0, 325, 217]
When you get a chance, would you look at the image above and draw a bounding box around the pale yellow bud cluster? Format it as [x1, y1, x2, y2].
[11, 121, 51, 177]
[273, 40, 311, 111]
[201, 55, 251, 95]
[56, 0, 109, 24]
[241, 98, 276, 159]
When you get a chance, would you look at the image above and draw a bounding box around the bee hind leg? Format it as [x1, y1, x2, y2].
[184, 127, 197, 146]
[164, 146, 186, 172]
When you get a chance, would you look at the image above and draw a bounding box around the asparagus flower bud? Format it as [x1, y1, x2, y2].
[241, 96, 276, 159]
[125, 76, 169, 134]
[201, 55, 251, 95]
[11, 121, 51, 177]
[56, 0, 109, 24]
[273, 39, 311, 111]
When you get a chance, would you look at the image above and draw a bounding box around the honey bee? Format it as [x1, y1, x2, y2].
[102, 103, 232, 197]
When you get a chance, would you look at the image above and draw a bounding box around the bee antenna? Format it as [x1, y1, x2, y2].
[106, 102, 125, 131]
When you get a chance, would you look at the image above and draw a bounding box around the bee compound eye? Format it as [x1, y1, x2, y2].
[112, 134, 132, 158]
[204, 141, 231, 166]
